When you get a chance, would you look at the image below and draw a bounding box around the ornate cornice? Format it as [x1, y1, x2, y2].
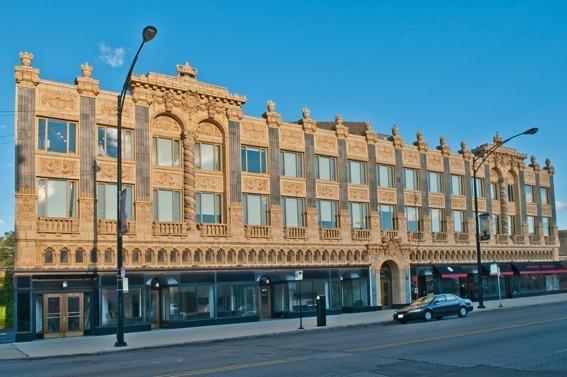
[15, 51, 40, 87]
[75, 63, 99, 97]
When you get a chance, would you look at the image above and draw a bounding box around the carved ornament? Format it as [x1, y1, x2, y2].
[377, 188, 397, 204]
[348, 186, 369, 202]
[451, 196, 466, 210]
[242, 175, 270, 194]
[37, 157, 79, 178]
[153, 115, 182, 134]
[195, 172, 223, 192]
[347, 139, 368, 160]
[402, 149, 420, 167]
[428, 193, 445, 208]
[280, 128, 305, 151]
[39, 90, 76, 111]
[315, 133, 338, 155]
[316, 183, 340, 200]
[154, 170, 183, 188]
[281, 179, 306, 197]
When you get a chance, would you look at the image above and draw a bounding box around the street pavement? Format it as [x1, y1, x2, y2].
[1, 298, 566, 376]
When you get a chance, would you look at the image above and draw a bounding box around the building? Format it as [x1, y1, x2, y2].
[560, 230, 567, 260]
[13, 52, 564, 341]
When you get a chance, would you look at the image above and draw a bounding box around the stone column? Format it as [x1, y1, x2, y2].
[518, 164, 528, 236]
[367, 130, 380, 242]
[183, 131, 196, 229]
[228, 115, 243, 238]
[132, 97, 152, 235]
[544, 159, 558, 241]
[336, 116, 350, 239]
[390, 126, 406, 241]
[264, 101, 282, 236]
[415, 132, 430, 241]
[438, 137, 454, 240]
[499, 176, 509, 235]
[300, 109, 318, 240]
[530, 157, 543, 239]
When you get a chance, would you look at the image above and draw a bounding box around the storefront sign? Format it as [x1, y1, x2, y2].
[122, 277, 129, 293]
[490, 263, 499, 276]
[295, 270, 303, 281]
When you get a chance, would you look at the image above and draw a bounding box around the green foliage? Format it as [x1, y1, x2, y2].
[0, 231, 15, 269]
[0, 231, 15, 329]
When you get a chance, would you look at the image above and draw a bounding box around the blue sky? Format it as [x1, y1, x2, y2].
[1, 0, 566, 232]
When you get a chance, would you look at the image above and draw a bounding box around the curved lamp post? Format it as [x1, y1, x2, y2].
[116, 26, 157, 347]
[473, 127, 538, 309]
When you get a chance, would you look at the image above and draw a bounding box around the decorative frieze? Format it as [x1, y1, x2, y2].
[195, 171, 224, 193]
[347, 138, 368, 160]
[196, 121, 223, 144]
[96, 161, 136, 183]
[281, 178, 306, 197]
[242, 174, 270, 194]
[316, 182, 340, 200]
[426, 152, 444, 171]
[153, 169, 184, 189]
[37, 156, 80, 179]
[240, 119, 268, 146]
[348, 186, 369, 202]
[377, 188, 397, 205]
[314, 132, 338, 156]
[451, 196, 467, 210]
[402, 148, 420, 168]
[280, 127, 305, 151]
[376, 142, 396, 164]
[428, 193, 445, 208]
[404, 191, 422, 206]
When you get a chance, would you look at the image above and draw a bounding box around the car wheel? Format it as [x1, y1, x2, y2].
[423, 310, 432, 322]
[458, 306, 468, 318]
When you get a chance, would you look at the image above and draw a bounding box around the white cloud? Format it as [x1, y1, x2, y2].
[557, 201, 567, 211]
[97, 42, 125, 68]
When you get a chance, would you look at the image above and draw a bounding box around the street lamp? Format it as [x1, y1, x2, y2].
[115, 25, 157, 348]
[472, 127, 538, 309]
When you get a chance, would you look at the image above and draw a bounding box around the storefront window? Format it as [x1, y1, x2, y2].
[341, 279, 368, 308]
[216, 283, 257, 317]
[165, 284, 214, 320]
[101, 288, 143, 326]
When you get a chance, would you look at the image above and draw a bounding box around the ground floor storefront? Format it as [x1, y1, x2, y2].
[14, 267, 375, 342]
[411, 261, 567, 302]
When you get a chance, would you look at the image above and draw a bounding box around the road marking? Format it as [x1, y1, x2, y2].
[556, 348, 567, 354]
[346, 316, 567, 353]
[157, 356, 308, 377]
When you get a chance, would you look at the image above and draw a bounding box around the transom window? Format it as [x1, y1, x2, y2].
[314, 155, 337, 181]
[349, 202, 369, 229]
[152, 137, 181, 167]
[377, 165, 394, 188]
[525, 185, 535, 203]
[38, 178, 77, 218]
[97, 125, 133, 159]
[348, 160, 367, 184]
[242, 194, 269, 225]
[405, 206, 421, 232]
[38, 118, 76, 154]
[280, 151, 303, 177]
[451, 175, 464, 196]
[453, 210, 466, 233]
[97, 183, 133, 220]
[378, 204, 396, 231]
[241, 145, 267, 174]
[195, 142, 221, 171]
[431, 208, 444, 233]
[404, 168, 419, 190]
[317, 199, 339, 228]
[195, 192, 222, 224]
[152, 189, 181, 222]
[428, 172, 443, 193]
[281, 197, 305, 227]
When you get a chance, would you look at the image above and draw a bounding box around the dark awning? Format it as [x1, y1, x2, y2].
[482, 263, 514, 276]
[512, 262, 567, 275]
[434, 265, 469, 278]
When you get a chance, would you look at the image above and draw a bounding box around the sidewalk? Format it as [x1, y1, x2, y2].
[1, 293, 565, 361]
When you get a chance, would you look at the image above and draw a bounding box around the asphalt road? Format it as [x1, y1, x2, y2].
[3, 301, 567, 377]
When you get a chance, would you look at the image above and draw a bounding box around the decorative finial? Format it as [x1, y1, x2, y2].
[493, 132, 503, 144]
[530, 155, 536, 165]
[302, 107, 311, 120]
[267, 99, 276, 113]
[439, 136, 447, 147]
[335, 114, 343, 125]
[177, 61, 197, 79]
[81, 63, 93, 78]
[392, 124, 399, 136]
[19, 51, 33, 67]
[545, 158, 551, 168]
[460, 140, 467, 151]
[416, 131, 423, 141]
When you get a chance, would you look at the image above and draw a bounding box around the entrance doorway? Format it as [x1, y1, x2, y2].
[380, 265, 393, 308]
[149, 288, 161, 328]
[43, 293, 84, 338]
[258, 276, 272, 319]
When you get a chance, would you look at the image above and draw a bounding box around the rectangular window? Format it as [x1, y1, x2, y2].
[491, 182, 499, 200]
[152, 189, 181, 222]
[37, 178, 77, 218]
[453, 210, 466, 233]
[508, 215, 517, 235]
[404, 168, 419, 190]
[492, 214, 501, 234]
[97, 183, 133, 220]
[349, 202, 369, 229]
[507, 184, 515, 202]
[473, 178, 484, 197]
[194, 143, 221, 171]
[377, 165, 394, 188]
[542, 217, 551, 236]
[314, 155, 337, 181]
[37, 118, 77, 154]
[280, 151, 303, 177]
[317, 199, 339, 228]
[152, 137, 180, 167]
[97, 126, 133, 159]
[281, 197, 305, 227]
[525, 185, 535, 203]
[241, 145, 267, 174]
[431, 208, 444, 233]
[451, 175, 464, 195]
[428, 172, 443, 193]
[242, 194, 269, 225]
[527, 216, 536, 235]
[540, 187, 549, 205]
[348, 160, 367, 184]
[406, 206, 421, 232]
[195, 192, 222, 223]
[378, 204, 395, 231]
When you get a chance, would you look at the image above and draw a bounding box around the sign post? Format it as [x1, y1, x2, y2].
[295, 270, 304, 329]
[490, 263, 503, 308]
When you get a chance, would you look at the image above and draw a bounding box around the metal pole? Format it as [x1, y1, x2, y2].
[497, 267, 503, 308]
[298, 281, 304, 329]
[473, 164, 486, 309]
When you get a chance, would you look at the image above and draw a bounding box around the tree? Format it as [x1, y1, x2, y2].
[0, 231, 15, 269]
[0, 231, 14, 329]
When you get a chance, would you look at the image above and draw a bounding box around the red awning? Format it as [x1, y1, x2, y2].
[513, 262, 567, 275]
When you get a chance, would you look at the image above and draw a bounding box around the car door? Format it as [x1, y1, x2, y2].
[431, 295, 447, 316]
[444, 294, 461, 315]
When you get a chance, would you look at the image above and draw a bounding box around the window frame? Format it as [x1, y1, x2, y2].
[280, 196, 306, 227]
[405, 206, 421, 232]
[97, 182, 134, 220]
[279, 150, 304, 178]
[97, 125, 134, 160]
[404, 168, 419, 190]
[428, 171, 443, 193]
[377, 164, 394, 188]
[241, 145, 268, 174]
[152, 136, 181, 168]
[378, 204, 396, 231]
[314, 155, 337, 181]
[194, 142, 222, 171]
[37, 117, 77, 154]
[430, 208, 445, 233]
[451, 174, 464, 196]
[452, 210, 467, 233]
[242, 193, 269, 225]
[525, 185, 535, 203]
[316, 199, 339, 228]
[195, 192, 223, 224]
[152, 188, 182, 222]
[37, 178, 78, 218]
[348, 202, 369, 229]
[540, 187, 549, 205]
[347, 160, 367, 185]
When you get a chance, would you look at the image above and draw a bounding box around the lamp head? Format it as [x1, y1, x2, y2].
[523, 127, 538, 135]
[143, 26, 158, 42]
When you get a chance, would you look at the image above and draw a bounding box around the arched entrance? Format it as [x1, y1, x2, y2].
[380, 264, 393, 308]
[379, 260, 403, 308]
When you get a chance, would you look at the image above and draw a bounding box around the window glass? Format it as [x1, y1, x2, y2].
[97, 183, 133, 220]
[315, 156, 336, 181]
[241, 146, 267, 174]
[281, 197, 305, 227]
[378, 204, 395, 231]
[492, 214, 501, 234]
[196, 193, 222, 223]
[406, 206, 420, 232]
[527, 216, 536, 235]
[525, 186, 534, 203]
[195, 143, 221, 171]
[508, 215, 517, 235]
[377, 165, 394, 188]
[540, 188, 549, 205]
[404, 169, 418, 190]
[38, 118, 76, 154]
[491, 182, 499, 200]
[507, 184, 515, 202]
[428, 172, 442, 193]
[153, 137, 180, 167]
[542, 217, 551, 236]
[280, 151, 303, 177]
[317, 200, 338, 228]
[348, 161, 366, 184]
[453, 210, 466, 233]
[153, 189, 181, 222]
[349, 202, 368, 229]
[243, 194, 269, 225]
[473, 178, 484, 197]
[451, 175, 464, 195]
[38, 119, 46, 150]
[431, 208, 444, 232]
[38, 179, 77, 218]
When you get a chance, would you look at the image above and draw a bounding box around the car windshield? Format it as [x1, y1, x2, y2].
[414, 295, 435, 305]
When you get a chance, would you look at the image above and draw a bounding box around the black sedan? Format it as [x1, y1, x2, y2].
[393, 294, 473, 323]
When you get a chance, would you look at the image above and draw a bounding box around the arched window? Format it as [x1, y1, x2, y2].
[145, 250, 153, 264]
[170, 250, 178, 264]
[104, 249, 113, 264]
[248, 251, 255, 264]
[216, 250, 223, 264]
[238, 250, 245, 264]
[60, 248, 69, 264]
[227, 250, 234, 264]
[194, 250, 201, 264]
[75, 249, 84, 264]
[132, 249, 141, 264]
[182, 250, 190, 263]
[205, 250, 212, 264]
[158, 250, 167, 264]
[90, 249, 98, 263]
[44, 249, 54, 265]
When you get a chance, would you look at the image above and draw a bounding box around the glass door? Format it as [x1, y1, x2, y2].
[42, 293, 84, 338]
[259, 286, 271, 319]
[43, 294, 64, 339]
[65, 293, 84, 336]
